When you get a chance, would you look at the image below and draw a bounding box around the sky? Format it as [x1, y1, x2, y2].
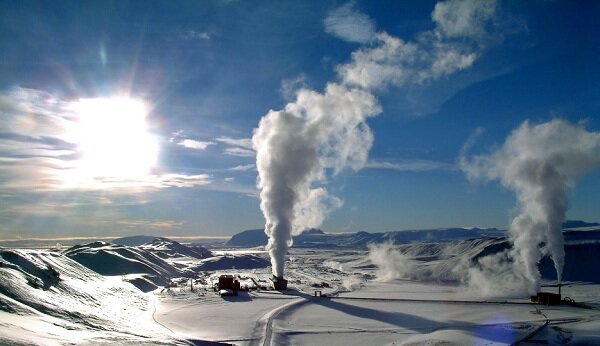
[0, 0, 599, 240]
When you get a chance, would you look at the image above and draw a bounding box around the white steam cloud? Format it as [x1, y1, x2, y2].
[368, 242, 418, 282]
[461, 119, 600, 296]
[253, 0, 499, 278]
[253, 85, 379, 277]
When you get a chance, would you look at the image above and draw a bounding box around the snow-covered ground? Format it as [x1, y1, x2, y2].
[2, 238, 600, 345]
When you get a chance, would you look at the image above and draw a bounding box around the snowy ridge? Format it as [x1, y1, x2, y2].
[139, 237, 212, 259]
[367, 236, 600, 284]
[194, 253, 270, 271]
[63, 241, 191, 285]
[0, 248, 192, 345]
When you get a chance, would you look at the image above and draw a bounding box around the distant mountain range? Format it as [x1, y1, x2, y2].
[226, 220, 600, 249]
[225, 227, 505, 248]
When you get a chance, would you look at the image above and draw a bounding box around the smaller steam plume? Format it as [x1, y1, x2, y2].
[368, 242, 417, 282]
[460, 119, 600, 296]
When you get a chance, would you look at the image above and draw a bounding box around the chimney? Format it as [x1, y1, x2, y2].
[271, 275, 288, 291]
[558, 282, 562, 298]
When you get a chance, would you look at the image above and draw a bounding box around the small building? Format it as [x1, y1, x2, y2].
[531, 292, 561, 305]
[218, 274, 240, 296]
[271, 275, 288, 290]
[531, 284, 562, 305]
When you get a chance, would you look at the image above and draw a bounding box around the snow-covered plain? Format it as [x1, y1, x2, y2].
[1, 235, 600, 345]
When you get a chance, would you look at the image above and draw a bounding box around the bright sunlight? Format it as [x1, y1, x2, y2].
[66, 97, 158, 186]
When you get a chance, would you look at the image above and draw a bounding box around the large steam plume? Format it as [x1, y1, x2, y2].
[461, 119, 600, 296]
[253, 0, 499, 278]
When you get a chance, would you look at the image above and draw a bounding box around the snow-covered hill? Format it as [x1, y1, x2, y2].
[63, 241, 191, 286]
[194, 253, 270, 271]
[362, 235, 600, 284]
[140, 237, 212, 259]
[0, 248, 195, 345]
[63, 238, 213, 286]
[225, 229, 267, 247]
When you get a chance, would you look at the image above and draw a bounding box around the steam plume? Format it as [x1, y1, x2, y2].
[253, 0, 498, 277]
[461, 119, 600, 295]
[368, 242, 417, 282]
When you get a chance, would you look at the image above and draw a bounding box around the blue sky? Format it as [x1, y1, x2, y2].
[0, 0, 599, 239]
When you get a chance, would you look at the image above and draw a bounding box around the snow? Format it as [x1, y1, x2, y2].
[139, 237, 213, 260]
[2, 236, 600, 345]
[154, 288, 297, 344]
[0, 248, 197, 345]
[194, 254, 271, 271]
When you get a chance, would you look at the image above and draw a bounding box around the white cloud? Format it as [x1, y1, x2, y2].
[280, 74, 308, 101]
[215, 136, 255, 157]
[432, 0, 497, 40]
[230, 164, 255, 171]
[115, 219, 185, 229]
[2, 203, 80, 216]
[0, 87, 72, 139]
[224, 147, 255, 157]
[182, 29, 210, 40]
[177, 139, 215, 150]
[215, 136, 253, 149]
[365, 159, 455, 172]
[224, 177, 235, 182]
[0, 87, 215, 193]
[337, 0, 498, 90]
[324, 2, 375, 43]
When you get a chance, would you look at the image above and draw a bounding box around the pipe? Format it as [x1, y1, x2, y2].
[558, 282, 561, 298]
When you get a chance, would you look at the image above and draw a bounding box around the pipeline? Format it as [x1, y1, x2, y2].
[329, 296, 535, 306]
[330, 295, 597, 310]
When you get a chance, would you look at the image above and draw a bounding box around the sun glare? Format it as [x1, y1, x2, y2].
[67, 97, 158, 186]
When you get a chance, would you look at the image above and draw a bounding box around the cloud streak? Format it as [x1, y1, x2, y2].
[324, 2, 376, 44]
[215, 136, 256, 157]
[115, 219, 185, 229]
[365, 159, 455, 172]
[230, 164, 255, 171]
[177, 139, 215, 150]
[215, 136, 253, 149]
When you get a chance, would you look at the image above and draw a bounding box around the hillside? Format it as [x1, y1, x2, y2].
[63, 241, 191, 286]
[139, 237, 212, 259]
[0, 248, 191, 345]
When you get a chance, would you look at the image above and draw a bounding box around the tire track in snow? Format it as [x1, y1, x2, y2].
[151, 291, 176, 335]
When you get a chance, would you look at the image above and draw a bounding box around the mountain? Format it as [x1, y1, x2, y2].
[0, 248, 189, 344]
[112, 235, 158, 246]
[225, 227, 504, 249]
[561, 220, 600, 229]
[193, 254, 270, 271]
[139, 237, 212, 259]
[225, 229, 267, 247]
[63, 241, 190, 285]
[226, 221, 599, 249]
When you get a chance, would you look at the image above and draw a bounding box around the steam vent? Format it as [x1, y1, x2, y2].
[271, 275, 288, 290]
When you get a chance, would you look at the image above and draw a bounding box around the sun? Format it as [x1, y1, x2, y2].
[67, 97, 158, 185]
